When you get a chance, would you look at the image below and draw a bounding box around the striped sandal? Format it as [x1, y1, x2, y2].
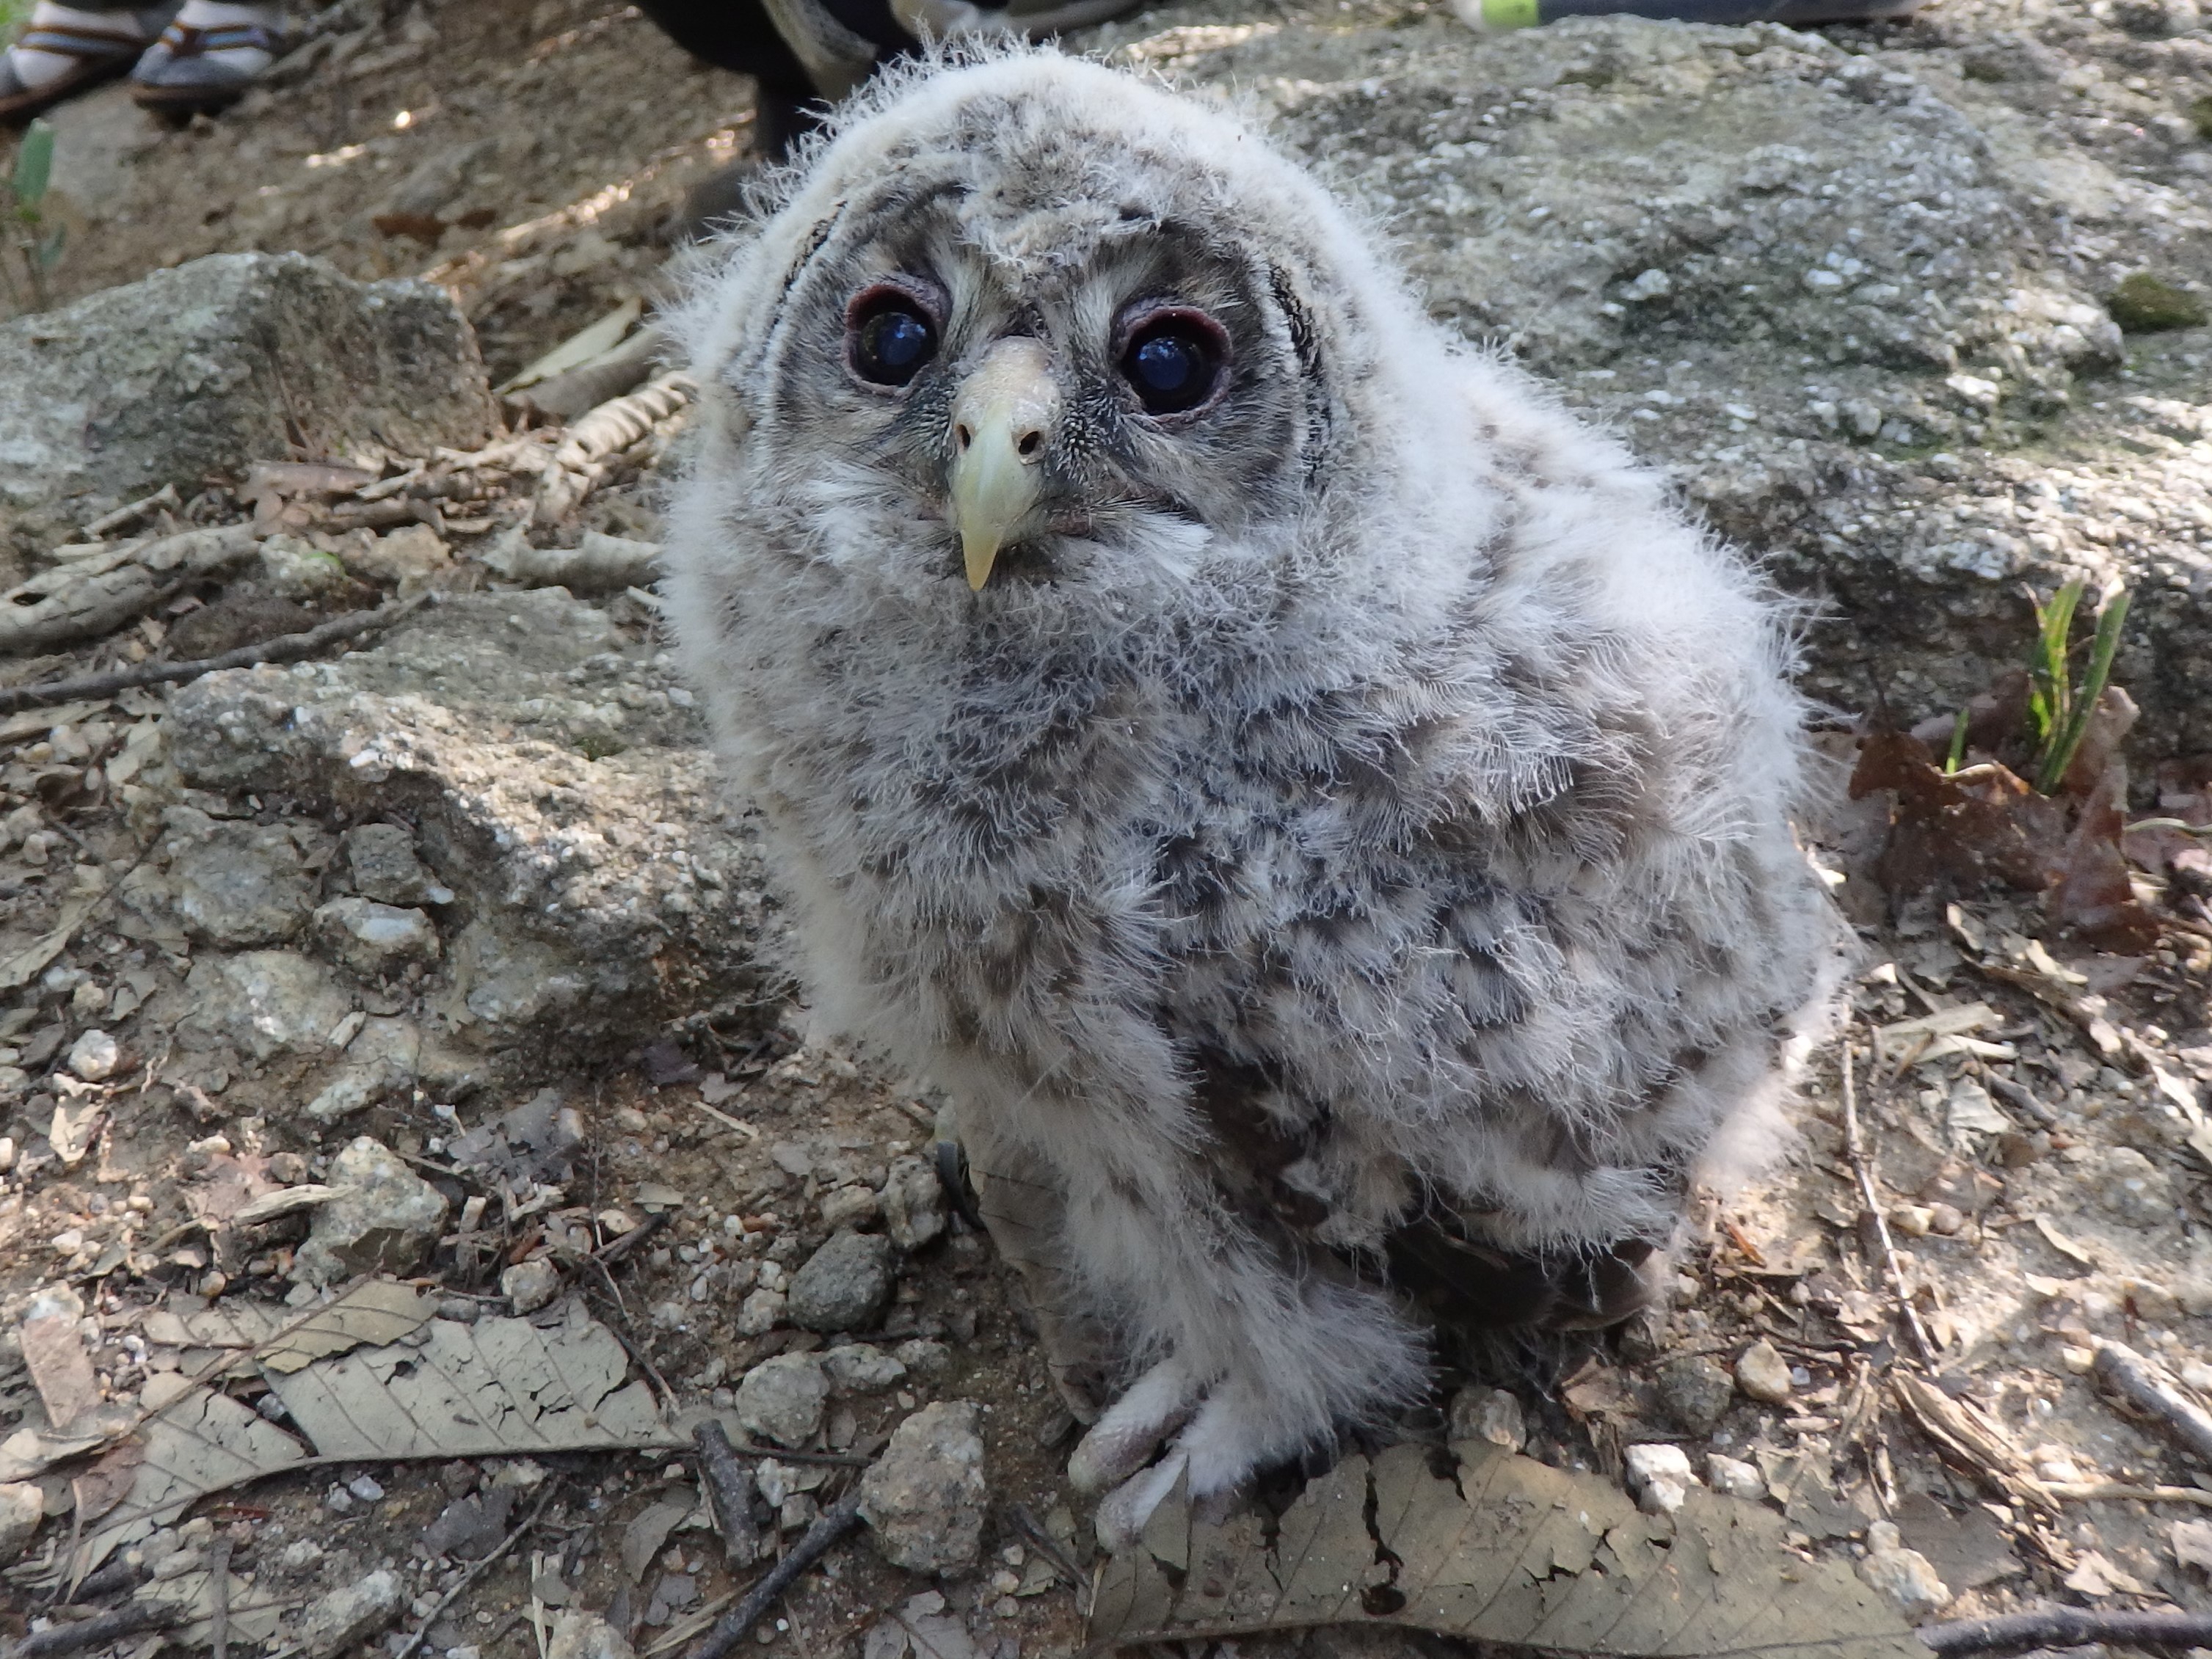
[130, 2, 285, 114]
[0, 4, 175, 123]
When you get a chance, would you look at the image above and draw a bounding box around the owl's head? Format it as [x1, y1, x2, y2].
[678, 50, 1461, 608]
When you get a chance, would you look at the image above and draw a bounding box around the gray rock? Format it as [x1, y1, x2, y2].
[1447, 1386, 1526, 1451]
[339, 822, 452, 908]
[1655, 1354, 1735, 1436]
[1706, 1453, 1768, 1502]
[163, 809, 319, 948]
[312, 896, 442, 978]
[1623, 1443, 1700, 1517]
[303, 1016, 423, 1124]
[786, 1230, 893, 1332]
[297, 1565, 405, 1658]
[546, 1611, 638, 1659]
[0, 252, 496, 562]
[501, 1258, 561, 1315]
[0, 1481, 42, 1564]
[881, 1154, 946, 1252]
[163, 591, 773, 1047]
[63, 1029, 120, 1082]
[859, 1401, 987, 1575]
[294, 1136, 451, 1286]
[183, 949, 352, 1062]
[1860, 1522, 1953, 1618]
[1093, 10, 2211, 754]
[822, 1342, 907, 1394]
[735, 1352, 829, 1448]
[892, 1339, 950, 1378]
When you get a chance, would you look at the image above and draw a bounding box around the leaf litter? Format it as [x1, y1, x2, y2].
[1087, 1442, 1927, 1658]
[37, 1277, 681, 1584]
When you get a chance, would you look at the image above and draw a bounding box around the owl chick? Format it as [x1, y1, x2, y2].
[664, 49, 1839, 1530]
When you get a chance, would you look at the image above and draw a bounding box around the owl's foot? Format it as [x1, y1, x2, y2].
[1070, 1357, 1287, 1549]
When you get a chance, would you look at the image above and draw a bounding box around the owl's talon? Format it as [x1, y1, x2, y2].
[1094, 1450, 1190, 1554]
[1068, 1360, 1204, 1494]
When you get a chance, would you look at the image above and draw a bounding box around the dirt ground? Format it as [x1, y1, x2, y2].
[4, 3, 2212, 1659]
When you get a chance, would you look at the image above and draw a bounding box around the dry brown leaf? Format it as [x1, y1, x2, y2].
[21, 1308, 103, 1431]
[867, 1591, 986, 1659]
[2047, 762, 2162, 951]
[66, 1387, 308, 1582]
[1086, 1442, 1924, 1659]
[623, 1498, 695, 1583]
[263, 1297, 677, 1460]
[255, 1277, 433, 1374]
[141, 1565, 291, 1648]
[69, 1437, 147, 1525]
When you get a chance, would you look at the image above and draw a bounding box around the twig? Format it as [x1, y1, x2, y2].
[680, 1486, 865, 1659]
[2045, 1480, 2212, 1508]
[0, 594, 433, 717]
[392, 1484, 559, 1659]
[10, 1603, 180, 1658]
[693, 1420, 765, 1568]
[1005, 1503, 1090, 1614]
[81, 484, 180, 540]
[208, 1534, 233, 1659]
[1841, 1035, 1939, 1365]
[2091, 1340, 2212, 1466]
[594, 1210, 671, 1266]
[1919, 1608, 2212, 1655]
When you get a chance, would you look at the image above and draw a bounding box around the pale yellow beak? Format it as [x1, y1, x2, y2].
[948, 337, 1061, 591]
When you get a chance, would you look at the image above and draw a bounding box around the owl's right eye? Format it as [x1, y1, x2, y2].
[847, 287, 940, 387]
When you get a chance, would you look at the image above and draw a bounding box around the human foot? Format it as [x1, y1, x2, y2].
[0, 4, 174, 123]
[130, 0, 283, 114]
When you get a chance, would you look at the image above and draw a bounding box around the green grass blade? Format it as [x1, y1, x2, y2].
[2034, 585, 2131, 794]
[1944, 707, 1969, 775]
[12, 120, 53, 208]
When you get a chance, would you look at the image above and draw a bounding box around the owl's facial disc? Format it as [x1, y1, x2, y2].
[947, 337, 1061, 591]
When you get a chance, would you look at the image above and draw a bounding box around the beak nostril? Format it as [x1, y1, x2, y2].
[1016, 430, 1042, 458]
[956, 423, 972, 451]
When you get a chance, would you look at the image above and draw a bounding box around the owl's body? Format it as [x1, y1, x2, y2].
[666, 51, 1836, 1512]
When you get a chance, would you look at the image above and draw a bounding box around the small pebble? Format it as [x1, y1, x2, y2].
[348, 1474, 385, 1503]
[1733, 1340, 1793, 1404]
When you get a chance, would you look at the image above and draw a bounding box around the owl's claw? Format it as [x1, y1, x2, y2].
[1094, 1450, 1190, 1553]
[1068, 1357, 1203, 1493]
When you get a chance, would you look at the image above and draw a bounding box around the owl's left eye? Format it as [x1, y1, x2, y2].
[1117, 308, 1229, 417]
[847, 285, 940, 387]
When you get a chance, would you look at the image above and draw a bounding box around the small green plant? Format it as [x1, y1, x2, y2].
[2026, 575, 2131, 795]
[2, 119, 65, 316]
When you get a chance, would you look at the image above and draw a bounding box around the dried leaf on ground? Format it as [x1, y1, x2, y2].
[1892, 1376, 2048, 1509]
[257, 1278, 434, 1374]
[1850, 732, 2067, 897]
[68, 1437, 146, 1526]
[67, 1386, 308, 1582]
[141, 1565, 291, 1648]
[2048, 763, 2162, 951]
[21, 1307, 103, 1429]
[1087, 1443, 1924, 1658]
[264, 1297, 677, 1460]
[867, 1591, 986, 1659]
[623, 1498, 695, 1583]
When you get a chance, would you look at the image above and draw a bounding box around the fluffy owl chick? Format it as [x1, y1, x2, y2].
[664, 48, 1838, 1523]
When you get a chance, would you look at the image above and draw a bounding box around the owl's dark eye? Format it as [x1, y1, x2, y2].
[848, 286, 939, 387]
[1118, 310, 1227, 416]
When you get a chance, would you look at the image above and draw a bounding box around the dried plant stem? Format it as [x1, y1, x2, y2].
[2090, 1340, 2212, 1467]
[392, 1486, 559, 1659]
[1919, 1608, 2212, 1655]
[0, 594, 432, 718]
[1841, 1035, 1939, 1365]
[680, 1487, 865, 1659]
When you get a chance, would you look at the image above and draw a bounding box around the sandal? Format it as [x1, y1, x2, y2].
[131, 12, 285, 114]
[0, 7, 171, 124]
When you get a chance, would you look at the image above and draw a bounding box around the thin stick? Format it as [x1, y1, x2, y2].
[1841, 1035, 1939, 1365]
[1919, 1608, 2212, 1655]
[2045, 1480, 2212, 1508]
[2091, 1340, 2212, 1466]
[392, 1485, 559, 1659]
[12, 1604, 179, 1658]
[0, 594, 433, 717]
[680, 1487, 865, 1659]
[209, 1534, 233, 1659]
[694, 1419, 765, 1567]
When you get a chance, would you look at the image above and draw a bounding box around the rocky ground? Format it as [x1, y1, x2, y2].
[1, 1, 2211, 1658]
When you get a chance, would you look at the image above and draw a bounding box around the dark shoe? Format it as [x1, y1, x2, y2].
[0, 9, 172, 124]
[130, 14, 284, 114]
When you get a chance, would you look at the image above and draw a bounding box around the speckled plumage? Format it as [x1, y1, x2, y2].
[663, 48, 1840, 1512]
